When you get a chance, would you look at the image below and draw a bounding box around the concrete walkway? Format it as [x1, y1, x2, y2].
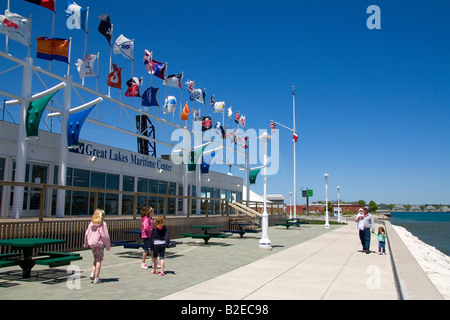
[0, 220, 442, 300]
[162, 221, 398, 300]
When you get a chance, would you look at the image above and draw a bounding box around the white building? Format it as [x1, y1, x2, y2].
[0, 120, 242, 218]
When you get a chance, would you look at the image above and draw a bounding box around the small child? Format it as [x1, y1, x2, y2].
[373, 226, 387, 255]
[83, 208, 111, 284]
[140, 206, 154, 270]
[150, 216, 170, 276]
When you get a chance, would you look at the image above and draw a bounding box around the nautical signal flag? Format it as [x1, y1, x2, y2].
[36, 37, 70, 63]
[0, 10, 32, 47]
[125, 77, 141, 97]
[107, 64, 122, 89]
[97, 14, 112, 46]
[293, 132, 298, 143]
[181, 102, 190, 120]
[141, 87, 159, 107]
[65, 0, 87, 31]
[25, 0, 55, 11]
[114, 34, 134, 60]
[163, 73, 183, 89]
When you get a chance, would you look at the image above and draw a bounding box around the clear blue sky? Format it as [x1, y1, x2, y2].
[2, 0, 450, 205]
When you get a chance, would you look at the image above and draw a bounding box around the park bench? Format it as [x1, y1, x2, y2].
[221, 229, 261, 238]
[180, 232, 232, 244]
[34, 251, 82, 268]
[112, 240, 179, 249]
[0, 253, 21, 268]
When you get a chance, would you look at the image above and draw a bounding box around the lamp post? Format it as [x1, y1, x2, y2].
[289, 192, 292, 219]
[258, 131, 272, 250]
[337, 186, 341, 222]
[324, 173, 330, 228]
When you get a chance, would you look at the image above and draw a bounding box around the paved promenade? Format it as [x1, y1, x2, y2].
[0, 220, 443, 301]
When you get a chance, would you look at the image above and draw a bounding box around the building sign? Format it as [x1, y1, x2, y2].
[70, 142, 173, 171]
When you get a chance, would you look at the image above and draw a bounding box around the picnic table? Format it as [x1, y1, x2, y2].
[180, 225, 231, 244]
[222, 223, 261, 238]
[112, 230, 178, 249]
[0, 238, 81, 278]
[276, 218, 303, 229]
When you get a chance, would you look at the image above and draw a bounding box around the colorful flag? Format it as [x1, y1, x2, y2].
[25, 91, 58, 138]
[200, 116, 212, 131]
[181, 102, 189, 120]
[143, 49, 152, 71]
[146, 57, 166, 80]
[249, 168, 261, 184]
[293, 132, 298, 143]
[213, 101, 225, 113]
[75, 54, 97, 79]
[97, 14, 112, 46]
[163, 96, 177, 114]
[163, 73, 183, 89]
[201, 151, 215, 174]
[141, 87, 159, 107]
[65, 0, 87, 31]
[36, 37, 70, 63]
[227, 107, 232, 119]
[125, 77, 141, 97]
[234, 112, 240, 124]
[0, 10, 31, 46]
[270, 121, 276, 133]
[67, 106, 94, 148]
[25, 0, 55, 11]
[114, 34, 134, 60]
[185, 80, 195, 92]
[239, 115, 246, 127]
[107, 64, 122, 89]
[215, 122, 225, 139]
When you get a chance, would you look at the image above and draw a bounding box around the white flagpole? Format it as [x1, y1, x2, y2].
[84, 7, 90, 58]
[49, 9, 56, 71]
[292, 86, 297, 219]
[82, 7, 90, 87]
[28, 15, 32, 57]
[5, 0, 10, 54]
[96, 52, 100, 92]
[108, 24, 113, 97]
[67, 37, 72, 75]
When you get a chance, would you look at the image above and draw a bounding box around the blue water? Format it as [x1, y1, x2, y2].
[390, 212, 450, 256]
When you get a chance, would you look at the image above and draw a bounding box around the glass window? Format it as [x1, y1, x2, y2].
[122, 176, 134, 215]
[149, 179, 158, 194]
[106, 173, 119, 190]
[90, 171, 105, 189]
[122, 175, 134, 192]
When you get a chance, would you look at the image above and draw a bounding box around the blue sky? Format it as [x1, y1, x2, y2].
[1, 0, 450, 205]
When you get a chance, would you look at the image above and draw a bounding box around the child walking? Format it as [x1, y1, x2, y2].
[150, 216, 170, 276]
[83, 209, 111, 284]
[373, 226, 387, 255]
[140, 206, 154, 270]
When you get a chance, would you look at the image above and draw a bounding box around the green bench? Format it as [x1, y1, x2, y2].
[0, 253, 21, 268]
[180, 232, 231, 244]
[34, 251, 82, 268]
[221, 229, 261, 238]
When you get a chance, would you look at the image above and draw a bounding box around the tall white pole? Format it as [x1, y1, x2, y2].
[324, 173, 330, 228]
[293, 86, 297, 219]
[56, 74, 72, 218]
[11, 57, 33, 219]
[337, 186, 341, 222]
[259, 131, 272, 250]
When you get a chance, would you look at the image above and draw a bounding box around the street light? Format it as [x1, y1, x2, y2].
[289, 192, 292, 219]
[324, 173, 330, 228]
[337, 186, 341, 222]
[258, 131, 272, 250]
